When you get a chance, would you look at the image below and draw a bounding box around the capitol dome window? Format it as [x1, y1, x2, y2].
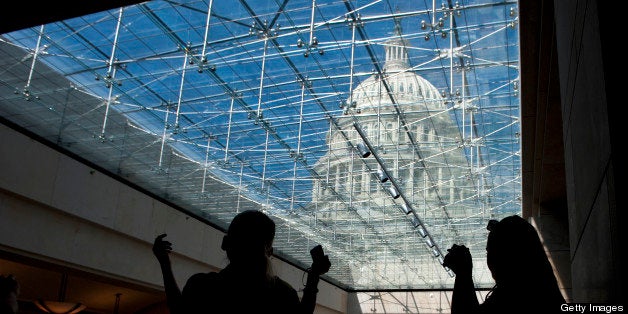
[399, 169, 409, 189]
[338, 164, 347, 186]
[423, 126, 430, 142]
[369, 176, 379, 193]
[354, 170, 363, 194]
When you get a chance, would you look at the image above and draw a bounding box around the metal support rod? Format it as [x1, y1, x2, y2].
[296, 81, 306, 159]
[308, 0, 316, 45]
[106, 8, 124, 79]
[377, 81, 382, 147]
[348, 19, 357, 106]
[291, 81, 306, 211]
[348, 151, 354, 207]
[224, 97, 235, 162]
[460, 43, 465, 143]
[354, 122, 445, 260]
[432, 0, 436, 27]
[174, 51, 189, 131]
[261, 130, 269, 188]
[237, 162, 244, 212]
[100, 66, 117, 140]
[200, 0, 214, 60]
[449, 7, 454, 97]
[354, 121, 404, 208]
[201, 136, 211, 194]
[25, 25, 44, 91]
[100, 8, 124, 138]
[325, 123, 332, 187]
[158, 105, 170, 169]
[257, 37, 268, 117]
[396, 115, 400, 175]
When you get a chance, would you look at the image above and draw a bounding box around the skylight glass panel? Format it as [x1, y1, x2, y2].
[0, 0, 520, 291]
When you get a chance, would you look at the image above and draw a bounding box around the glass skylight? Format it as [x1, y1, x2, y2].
[0, 0, 520, 291]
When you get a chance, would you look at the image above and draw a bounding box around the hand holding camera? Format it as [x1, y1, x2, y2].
[310, 245, 331, 275]
[443, 244, 472, 276]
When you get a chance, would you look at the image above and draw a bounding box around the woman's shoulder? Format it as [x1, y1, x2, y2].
[187, 271, 220, 281]
[272, 276, 295, 288]
[271, 276, 298, 296]
[183, 272, 222, 291]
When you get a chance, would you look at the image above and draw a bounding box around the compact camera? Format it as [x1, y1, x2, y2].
[310, 244, 325, 262]
[309, 244, 331, 274]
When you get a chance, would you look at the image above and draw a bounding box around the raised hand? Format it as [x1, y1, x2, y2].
[153, 233, 173, 265]
[443, 244, 472, 276]
[310, 245, 331, 275]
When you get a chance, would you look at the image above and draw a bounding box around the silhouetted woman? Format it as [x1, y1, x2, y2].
[153, 210, 330, 314]
[444, 215, 565, 314]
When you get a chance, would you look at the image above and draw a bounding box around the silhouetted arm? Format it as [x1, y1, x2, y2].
[444, 244, 480, 314]
[451, 269, 479, 314]
[299, 250, 331, 314]
[299, 271, 321, 314]
[152, 234, 184, 314]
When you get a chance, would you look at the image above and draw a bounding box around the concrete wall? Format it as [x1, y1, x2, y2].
[552, 0, 621, 303]
[0, 122, 347, 313]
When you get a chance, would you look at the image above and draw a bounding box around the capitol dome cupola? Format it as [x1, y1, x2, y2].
[345, 23, 444, 114]
[383, 23, 410, 72]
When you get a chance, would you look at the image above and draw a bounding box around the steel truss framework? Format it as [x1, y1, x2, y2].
[0, 0, 520, 291]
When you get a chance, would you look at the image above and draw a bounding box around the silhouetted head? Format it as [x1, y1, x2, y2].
[221, 210, 275, 274]
[486, 215, 556, 287]
[484, 215, 565, 308]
